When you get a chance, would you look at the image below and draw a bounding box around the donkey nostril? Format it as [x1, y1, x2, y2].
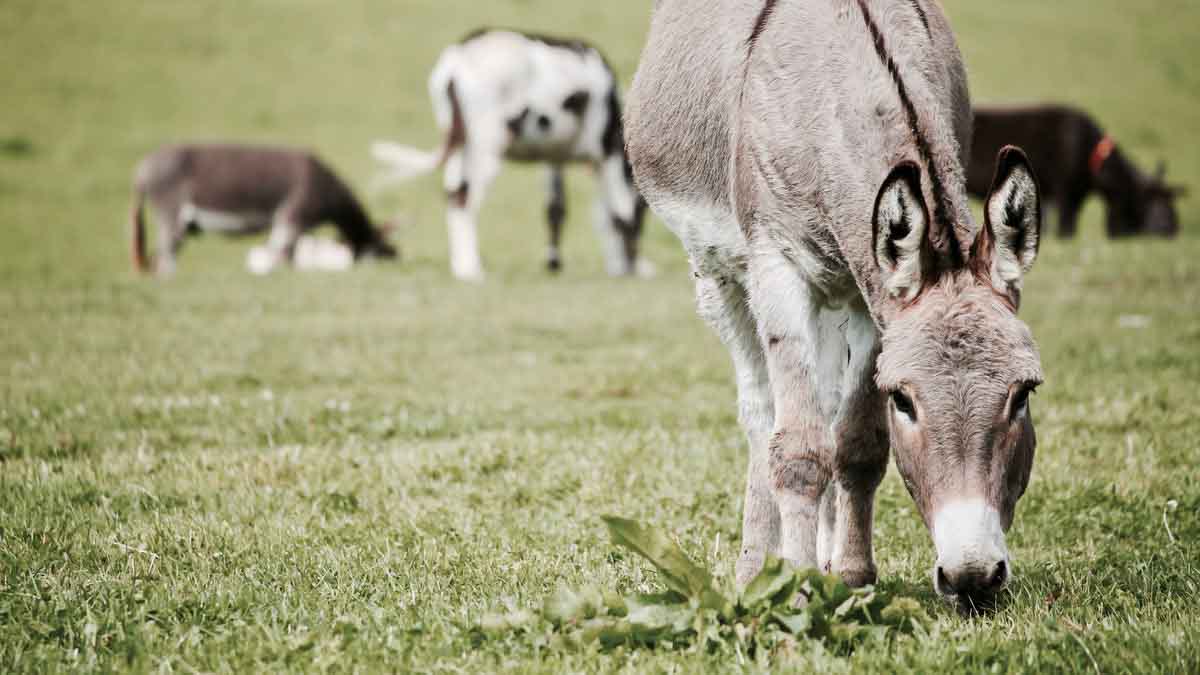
[938, 562, 1005, 598]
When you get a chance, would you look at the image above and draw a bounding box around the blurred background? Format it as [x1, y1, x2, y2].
[0, 0, 1195, 283]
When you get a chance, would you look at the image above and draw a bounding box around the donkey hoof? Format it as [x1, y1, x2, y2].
[735, 549, 768, 589]
[836, 565, 878, 588]
[546, 257, 562, 273]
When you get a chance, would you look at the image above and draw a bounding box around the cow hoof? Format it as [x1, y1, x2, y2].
[634, 258, 658, 279]
[546, 258, 562, 273]
[452, 268, 485, 283]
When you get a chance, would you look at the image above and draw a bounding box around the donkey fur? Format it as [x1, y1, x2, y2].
[627, 0, 1045, 608]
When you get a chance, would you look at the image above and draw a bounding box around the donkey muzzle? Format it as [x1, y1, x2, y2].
[931, 498, 1011, 608]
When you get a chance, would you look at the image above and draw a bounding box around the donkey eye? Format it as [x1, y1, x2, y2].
[891, 390, 917, 421]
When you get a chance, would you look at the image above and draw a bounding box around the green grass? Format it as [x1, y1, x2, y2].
[1, 0, 1198, 671]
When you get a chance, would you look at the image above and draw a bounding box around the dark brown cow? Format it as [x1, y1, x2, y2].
[967, 105, 1185, 238]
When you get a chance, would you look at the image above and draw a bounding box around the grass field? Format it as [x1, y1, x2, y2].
[1, 0, 1198, 671]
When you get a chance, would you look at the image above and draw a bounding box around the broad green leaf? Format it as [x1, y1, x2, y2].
[771, 609, 812, 635]
[626, 595, 696, 640]
[834, 595, 859, 619]
[740, 556, 796, 610]
[601, 515, 714, 598]
[579, 617, 632, 647]
[602, 588, 628, 617]
[543, 586, 599, 626]
[478, 609, 535, 635]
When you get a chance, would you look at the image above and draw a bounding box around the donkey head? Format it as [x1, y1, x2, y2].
[871, 147, 1043, 610]
[352, 221, 399, 261]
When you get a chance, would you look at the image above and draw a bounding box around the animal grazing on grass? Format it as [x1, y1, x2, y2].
[371, 28, 648, 281]
[966, 104, 1185, 238]
[131, 144, 397, 276]
[627, 0, 1045, 612]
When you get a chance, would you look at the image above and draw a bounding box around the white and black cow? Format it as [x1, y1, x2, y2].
[372, 29, 649, 281]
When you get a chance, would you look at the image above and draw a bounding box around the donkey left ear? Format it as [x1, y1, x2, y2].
[872, 161, 930, 302]
[977, 146, 1041, 290]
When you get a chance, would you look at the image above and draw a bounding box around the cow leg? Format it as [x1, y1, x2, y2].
[747, 251, 833, 572]
[444, 146, 498, 281]
[828, 307, 887, 587]
[545, 165, 566, 272]
[695, 272, 778, 587]
[593, 154, 648, 277]
[1058, 192, 1085, 238]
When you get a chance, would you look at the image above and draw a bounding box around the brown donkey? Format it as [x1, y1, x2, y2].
[627, 0, 1044, 611]
[131, 144, 397, 276]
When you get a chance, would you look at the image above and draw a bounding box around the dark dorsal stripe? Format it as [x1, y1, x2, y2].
[747, 0, 779, 48]
[907, 0, 932, 38]
[855, 0, 964, 268]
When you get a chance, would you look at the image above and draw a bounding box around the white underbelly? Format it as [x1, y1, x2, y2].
[649, 195, 748, 279]
[181, 203, 272, 234]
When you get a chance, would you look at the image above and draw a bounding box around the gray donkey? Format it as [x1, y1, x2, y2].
[131, 144, 397, 276]
[627, 0, 1044, 610]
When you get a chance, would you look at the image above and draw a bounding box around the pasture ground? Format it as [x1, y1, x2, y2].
[1, 0, 1198, 671]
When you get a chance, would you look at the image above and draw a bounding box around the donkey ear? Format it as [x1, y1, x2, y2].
[982, 146, 1041, 287]
[873, 161, 929, 302]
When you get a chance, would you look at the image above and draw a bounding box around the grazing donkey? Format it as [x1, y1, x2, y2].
[371, 28, 648, 281]
[627, 0, 1045, 610]
[967, 104, 1185, 238]
[131, 144, 397, 276]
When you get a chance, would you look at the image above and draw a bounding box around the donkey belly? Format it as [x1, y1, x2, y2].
[652, 196, 749, 283]
[180, 203, 272, 235]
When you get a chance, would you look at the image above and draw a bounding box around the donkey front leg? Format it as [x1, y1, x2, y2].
[248, 209, 303, 275]
[828, 308, 888, 588]
[695, 273, 779, 587]
[748, 255, 833, 572]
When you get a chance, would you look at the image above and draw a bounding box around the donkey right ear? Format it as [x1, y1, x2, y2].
[981, 146, 1041, 288]
[873, 161, 929, 302]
